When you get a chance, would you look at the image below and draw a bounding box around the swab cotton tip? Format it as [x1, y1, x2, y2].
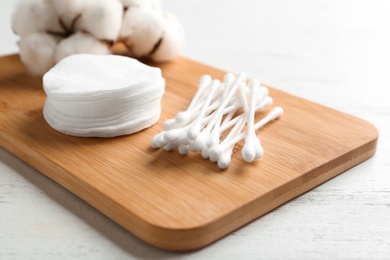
[189, 132, 208, 152]
[200, 74, 212, 87]
[163, 142, 177, 152]
[163, 127, 187, 142]
[162, 118, 178, 131]
[260, 86, 269, 96]
[43, 54, 164, 137]
[269, 106, 284, 119]
[242, 141, 256, 162]
[224, 73, 235, 85]
[178, 144, 189, 155]
[208, 145, 223, 163]
[218, 149, 233, 169]
[254, 138, 264, 159]
[175, 111, 191, 125]
[151, 132, 167, 148]
[187, 122, 201, 141]
[201, 146, 210, 159]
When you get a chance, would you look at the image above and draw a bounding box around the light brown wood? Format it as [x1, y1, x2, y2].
[0, 54, 378, 251]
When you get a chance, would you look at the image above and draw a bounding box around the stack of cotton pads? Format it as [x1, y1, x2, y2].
[43, 54, 164, 137]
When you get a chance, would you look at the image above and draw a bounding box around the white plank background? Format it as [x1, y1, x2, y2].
[1, 0, 389, 259]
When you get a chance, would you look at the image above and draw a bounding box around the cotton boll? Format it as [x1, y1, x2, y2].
[120, 7, 165, 57]
[149, 12, 185, 62]
[119, 0, 162, 11]
[51, 0, 86, 30]
[78, 0, 123, 41]
[18, 32, 60, 75]
[55, 32, 111, 63]
[12, 0, 63, 36]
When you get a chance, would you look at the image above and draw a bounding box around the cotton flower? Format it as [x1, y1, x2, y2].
[78, 0, 123, 42]
[120, 8, 185, 61]
[51, 0, 86, 31]
[11, 0, 62, 36]
[149, 12, 185, 62]
[18, 32, 59, 75]
[120, 7, 166, 58]
[54, 32, 110, 63]
[12, 0, 184, 75]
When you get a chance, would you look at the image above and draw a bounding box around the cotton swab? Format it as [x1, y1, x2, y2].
[151, 72, 283, 169]
[151, 132, 167, 148]
[201, 92, 259, 158]
[209, 107, 283, 166]
[187, 79, 220, 140]
[152, 99, 245, 149]
[209, 114, 247, 163]
[162, 75, 211, 131]
[175, 74, 212, 125]
[242, 80, 263, 162]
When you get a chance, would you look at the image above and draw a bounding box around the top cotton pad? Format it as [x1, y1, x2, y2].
[43, 54, 165, 137]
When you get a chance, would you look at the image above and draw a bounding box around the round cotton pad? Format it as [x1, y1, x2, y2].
[43, 54, 165, 137]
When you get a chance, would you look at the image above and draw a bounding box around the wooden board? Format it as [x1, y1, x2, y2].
[0, 54, 378, 251]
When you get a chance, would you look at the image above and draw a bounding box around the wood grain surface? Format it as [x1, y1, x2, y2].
[0, 54, 378, 251]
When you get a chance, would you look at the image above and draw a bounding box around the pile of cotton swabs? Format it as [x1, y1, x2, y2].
[151, 72, 283, 169]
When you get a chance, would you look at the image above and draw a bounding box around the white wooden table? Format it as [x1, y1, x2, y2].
[1, 1, 389, 259]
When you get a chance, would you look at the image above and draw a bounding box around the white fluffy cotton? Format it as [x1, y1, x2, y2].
[78, 0, 123, 41]
[18, 32, 60, 75]
[120, 7, 165, 57]
[51, 0, 86, 30]
[119, 0, 162, 11]
[54, 32, 110, 63]
[149, 12, 185, 62]
[43, 54, 165, 137]
[12, 0, 184, 75]
[12, 0, 62, 36]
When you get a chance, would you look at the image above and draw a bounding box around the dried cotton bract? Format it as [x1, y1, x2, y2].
[43, 54, 165, 137]
[12, 0, 184, 75]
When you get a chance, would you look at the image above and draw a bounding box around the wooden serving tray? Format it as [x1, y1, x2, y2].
[0, 54, 378, 251]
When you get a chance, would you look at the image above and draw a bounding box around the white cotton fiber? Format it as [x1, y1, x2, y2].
[51, 0, 86, 30]
[120, 7, 165, 57]
[119, 0, 162, 11]
[150, 12, 185, 62]
[18, 32, 59, 75]
[54, 32, 110, 63]
[12, 0, 62, 36]
[12, 0, 184, 75]
[78, 0, 123, 41]
[43, 54, 165, 137]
